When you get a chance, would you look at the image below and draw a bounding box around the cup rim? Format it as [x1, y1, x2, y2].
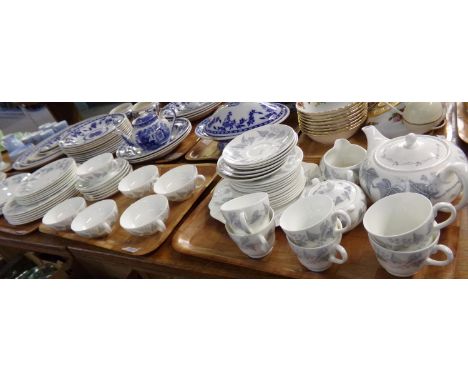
[154, 164, 197, 194]
[71, 199, 116, 232]
[118, 165, 158, 192]
[77, 153, 114, 176]
[286, 220, 343, 250]
[323, 144, 366, 170]
[220, 192, 269, 213]
[225, 207, 275, 237]
[369, 230, 440, 254]
[42, 197, 86, 225]
[120, 194, 168, 229]
[363, 192, 434, 238]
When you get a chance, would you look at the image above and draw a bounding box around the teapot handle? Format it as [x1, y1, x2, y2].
[439, 162, 468, 210]
[161, 107, 177, 134]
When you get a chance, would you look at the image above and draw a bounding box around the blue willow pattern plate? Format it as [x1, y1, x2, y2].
[197, 102, 290, 138]
[59, 114, 125, 148]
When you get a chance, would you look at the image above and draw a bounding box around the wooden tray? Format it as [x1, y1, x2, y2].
[0, 217, 41, 235]
[155, 130, 199, 163]
[185, 139, 221, 161]
[173, 192, 464, 278]
[39, 164, 219, 256]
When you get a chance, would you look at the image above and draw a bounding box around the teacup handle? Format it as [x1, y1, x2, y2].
[437, 162, 468, 210]
[239, 211, 254, 234]
[425, 244, 453, 267]
[344, 169, 355, 182]
[256, 234, 270, 253]
[194, 174, 206, 189]
[102, 222, 113, 236]
[155, 219, 166, 232]
[432, 202, 457, 230]
[331, 209, 352, 234]
[329, 244, 348, 265]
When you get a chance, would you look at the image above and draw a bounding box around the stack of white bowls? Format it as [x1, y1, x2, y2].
[161, 102, 222, 121]
[3, 158, 79, 225]
[75, 153, 132, 201]
[59, 114, 132, 163]
[216, 124, 304, 211]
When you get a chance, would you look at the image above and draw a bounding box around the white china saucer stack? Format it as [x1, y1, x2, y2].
[76, 158, 132, 201]
[115, 118, 192, 164]
[59, 114, 132, 163]
[216, 124, 304, 211]
[3, 158, 80, 225]
[161, 102, 222, 121]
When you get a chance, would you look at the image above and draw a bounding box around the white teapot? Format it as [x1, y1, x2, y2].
[359, 125, 468, 209]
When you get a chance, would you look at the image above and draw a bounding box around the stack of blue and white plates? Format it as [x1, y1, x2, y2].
[58, 114, 132, 163]
[195, 102, 290, 149]
[161, 102, 221, 121]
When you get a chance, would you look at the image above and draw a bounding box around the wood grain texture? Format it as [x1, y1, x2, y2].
[172, 191, 465, 279]
[0, 218, 41, 235]
[185, 139, 221, 161]
[39, 164, 219, 256]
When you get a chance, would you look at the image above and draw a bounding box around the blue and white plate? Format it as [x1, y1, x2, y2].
[59, 114, 126, 148]
[197, 102, 289, 138]
[116, 118, 192, 163]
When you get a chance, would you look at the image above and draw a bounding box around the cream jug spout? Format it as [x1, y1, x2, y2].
[362, 125, 388, 153]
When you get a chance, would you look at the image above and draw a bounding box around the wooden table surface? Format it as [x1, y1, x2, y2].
[2, 103, 468, 278]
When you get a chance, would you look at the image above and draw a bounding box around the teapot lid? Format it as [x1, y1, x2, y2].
[305, 179, 357, 208]
[375, 133, 449, 171]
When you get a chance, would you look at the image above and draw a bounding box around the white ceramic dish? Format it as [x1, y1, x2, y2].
[76, 153, 115, 182]
[118, 165, 159, 198]
[42, 197, 87, 231]
[153, 165, 205, 201]
[71, 199, 118, 238]
[120, 194, 169, 236]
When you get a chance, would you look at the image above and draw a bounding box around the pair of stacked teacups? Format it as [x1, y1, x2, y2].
[220, 192, 276, 259]
[280, 195, 352, 272]
[364, 192, 457, 277]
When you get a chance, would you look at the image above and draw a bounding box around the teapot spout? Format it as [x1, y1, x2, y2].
[362, 125, 388, 153]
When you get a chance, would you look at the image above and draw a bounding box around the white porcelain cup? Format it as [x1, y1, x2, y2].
[320, 139, 366, 183]
[132, 102, 159, 118]
[118, 165, 159, 199]
[76, 153, 116, 183]
[280, 194, 351, 247]
[369, 231, 453, 277]
[153, 164, 205, 201]
[287, 226, 348, 272]
[42, 197, 87, 231]
[71, 199, 118, 238]
[363, 192, 457, 251]
[110, 103, 133, 119]
[220, 192, 270, 234]
[226, 207, 276, 259]
[120, 194, 169, 236]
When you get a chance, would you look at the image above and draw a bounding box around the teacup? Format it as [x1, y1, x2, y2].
[42, 197, 87, 231]
[153, 165, 205, 201]
[404, 116, 446, 135]
[2, 134, 25, 153]
[76, 153, 117, 183]
[110, 103, 133, 119]
[403, 102, 444, 125]
[71, 199, 118, 238]
[226, 207, 276, 259]
[118, 165, 159, 199]
[287, 225, 348, 272]
[320, 139, 366, 183]
[363, 192, 456, 251]
[220, 192, 270, 234]
[369, 231, 453, 277]
[132, 102, 159, 118]
[280, 194, 351, 247]
[120, 194, 169, 236]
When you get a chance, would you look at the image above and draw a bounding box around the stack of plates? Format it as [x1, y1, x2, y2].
[195, 102, 290, 145]
[0, 173, 30, 215]
[13, 125, 75, 171]
[297, 102, 368, 144]
[76, 158, 132, 201]
[3, 158, 79, 225]
[116, 118, 192, 164]
[161, 102, 221, 121]
[216, 124, 303, 210]
[59, 114, 132, 163]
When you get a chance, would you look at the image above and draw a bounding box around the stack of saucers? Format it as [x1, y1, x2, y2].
[116, 118, 192, 164]
[0, 173, 31, 215]
[3, 158, 79, 225]
[297, 102, 368, 144]
[216, 124, 304, 211]
[161, 102, 222, 121]
[59, 114, 133, 163]
[76, 154, 132, 202]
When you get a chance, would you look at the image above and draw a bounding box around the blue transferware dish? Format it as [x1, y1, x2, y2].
[119, 109, 176, 152]
[196, 102, 290, 138]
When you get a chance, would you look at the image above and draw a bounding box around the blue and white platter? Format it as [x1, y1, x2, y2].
[116, 118, 192, 163]
[196, 102, 290, 139]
